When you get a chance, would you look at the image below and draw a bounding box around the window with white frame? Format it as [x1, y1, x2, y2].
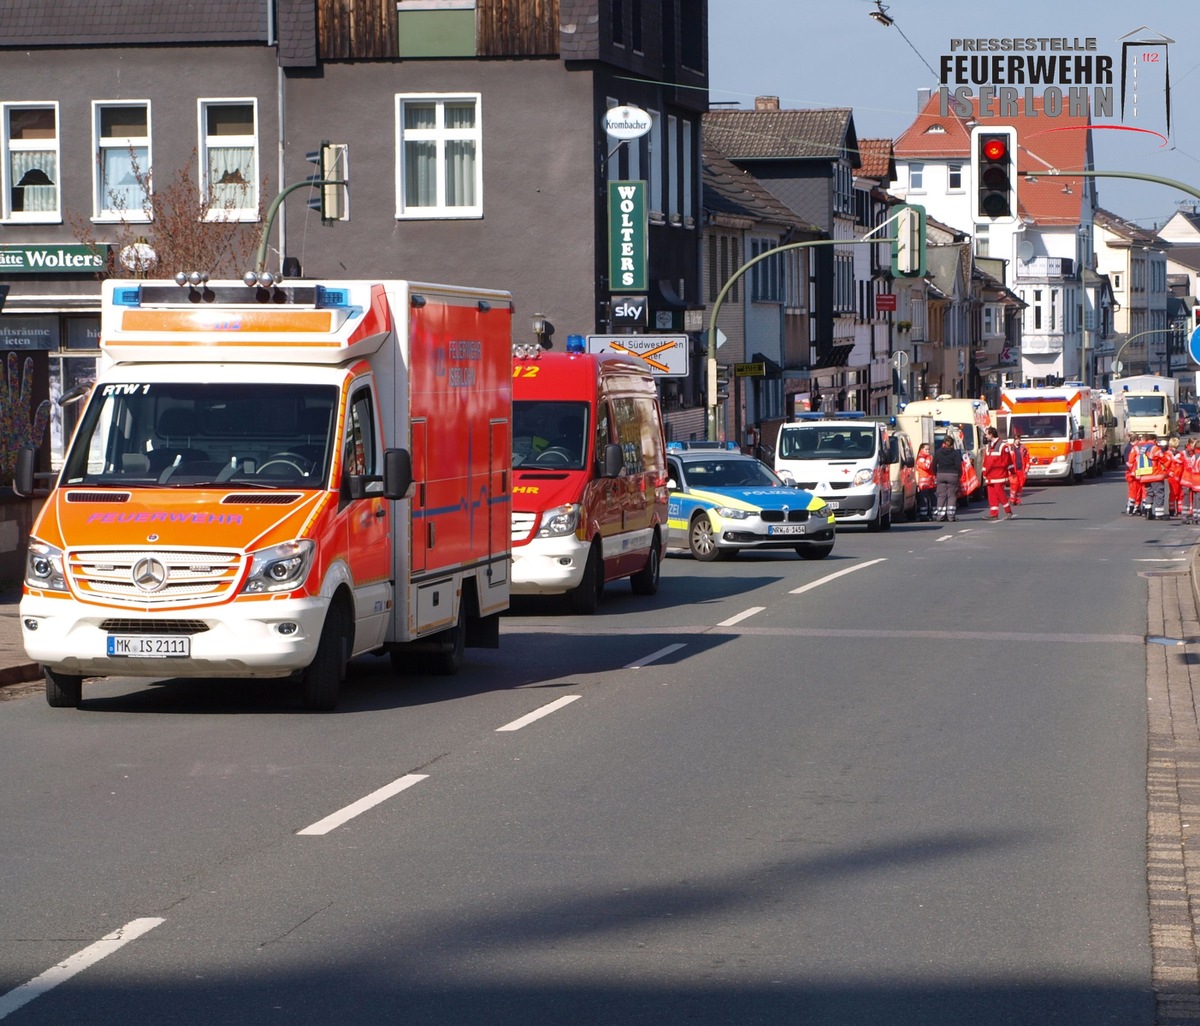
[682, 119, 693, 226]
[200, 100, 257, 220]
[94, 102, 150, 221]
[647, 109, 663, 219]
[948, 162, 963, 191]
[397, 94, 481, 218]
[908, 162, 924, 193]
[3, 103, 60, 221]
[667, 114, 679, 221]
[973, 222, 989, 258]
[982, 304, 1003, 337]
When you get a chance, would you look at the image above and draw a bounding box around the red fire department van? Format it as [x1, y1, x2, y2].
[511, 336, 668, 613]
[17, 278, 513, 710]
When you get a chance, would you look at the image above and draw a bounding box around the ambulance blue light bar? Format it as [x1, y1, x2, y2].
[315, 286, 351, 308]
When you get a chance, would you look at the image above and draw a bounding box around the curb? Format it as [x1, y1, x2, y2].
[0, 662, 40, 687]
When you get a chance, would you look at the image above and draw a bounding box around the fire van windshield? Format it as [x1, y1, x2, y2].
[61, 382, 340, 488]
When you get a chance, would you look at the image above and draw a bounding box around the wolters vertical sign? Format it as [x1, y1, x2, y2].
[608, 180, 647, 291]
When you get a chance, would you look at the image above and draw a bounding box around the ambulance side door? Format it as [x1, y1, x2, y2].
[341, 381, 392, 648]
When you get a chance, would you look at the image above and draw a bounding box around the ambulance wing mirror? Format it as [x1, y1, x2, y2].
[381, 448, 414, 500]
[601, 442, 624, 479]
[12, 445, 36, 497]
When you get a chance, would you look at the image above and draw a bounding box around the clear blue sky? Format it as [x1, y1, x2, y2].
[708, 0, 1200, 229]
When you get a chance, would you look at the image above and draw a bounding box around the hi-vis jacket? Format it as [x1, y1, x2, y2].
[981, 440, 1014, 484]
[915, 449, 935, 490]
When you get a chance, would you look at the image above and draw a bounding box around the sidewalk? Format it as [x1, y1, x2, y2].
[0, 584, 38, 687]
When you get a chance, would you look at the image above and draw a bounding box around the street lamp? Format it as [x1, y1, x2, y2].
[1111, 328, 1173, 378]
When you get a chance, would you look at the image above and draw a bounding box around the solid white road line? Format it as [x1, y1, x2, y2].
[718, 606, 766, 627]
[624, 643, 687, 669]
[496, 695, 581, 732]
[788, 558, 887, 595]
[0, 917, 164, 1020]
[297, 773, 429, 836]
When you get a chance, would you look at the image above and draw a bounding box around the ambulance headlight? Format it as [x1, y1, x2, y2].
[242, 540, 315, 594]
[853, 469, 874, 486]
[537, 504, 581, 538]
[25, 540, 67, 592]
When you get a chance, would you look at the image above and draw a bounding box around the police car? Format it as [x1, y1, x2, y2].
[665, 447, 835, 561]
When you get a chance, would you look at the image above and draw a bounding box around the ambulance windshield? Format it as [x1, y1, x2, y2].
[61, 382, 340, 488]
[512, 401, 589, 470]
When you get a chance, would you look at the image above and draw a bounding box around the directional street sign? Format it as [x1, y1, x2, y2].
[586, 334, 689, 376]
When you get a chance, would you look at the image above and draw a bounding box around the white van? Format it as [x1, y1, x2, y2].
[774, 413, 895, 531]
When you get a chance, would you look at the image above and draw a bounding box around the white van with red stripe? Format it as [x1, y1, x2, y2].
[18, 278, 513, 710]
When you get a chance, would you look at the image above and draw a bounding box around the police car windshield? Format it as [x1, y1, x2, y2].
[778, 425, 876, 459]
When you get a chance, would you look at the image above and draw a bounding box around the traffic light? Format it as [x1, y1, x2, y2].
[890, 203, 926, 277]
[306, 141, 347, 223]
[970, 126, 1017, 223]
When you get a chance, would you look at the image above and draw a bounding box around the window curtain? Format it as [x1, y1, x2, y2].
[101, 146, 146, 214]
[10, 150, 57, 212]
[207, 145, 251, 209]
[444, 104, 475, 208]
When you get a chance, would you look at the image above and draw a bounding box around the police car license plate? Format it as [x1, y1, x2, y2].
[107, 635, 190, 658]
[768, 524, 805, 535]
[825, 501, 840, 509]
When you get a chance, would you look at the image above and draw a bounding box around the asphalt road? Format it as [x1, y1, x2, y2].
[0, 474, 1169, 1025]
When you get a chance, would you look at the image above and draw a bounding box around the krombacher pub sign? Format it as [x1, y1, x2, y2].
[608, 181, 646, 292]
[0, 244, 109, 273]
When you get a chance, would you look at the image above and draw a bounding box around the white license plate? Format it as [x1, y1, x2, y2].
[825, 501, 840, 510]
[767, 524, 805, 536]
[107, 635, 190, 658]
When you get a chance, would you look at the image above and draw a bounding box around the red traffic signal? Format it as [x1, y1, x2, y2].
[970, 127, 1017, 223]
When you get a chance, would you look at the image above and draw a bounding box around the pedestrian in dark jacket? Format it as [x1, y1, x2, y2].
[932, 434, 963, 522]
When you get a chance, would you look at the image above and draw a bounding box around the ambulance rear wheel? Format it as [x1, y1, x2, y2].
[568, 544, 603, 615]
[302, 600, 351, 711]
[425, 606, 466, 677]
[44, 667, 83, 708]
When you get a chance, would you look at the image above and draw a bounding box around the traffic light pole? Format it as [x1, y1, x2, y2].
[1022, 168, 1200, 206]
[705, 217, 917, 441]
[254, 176, 346, 273]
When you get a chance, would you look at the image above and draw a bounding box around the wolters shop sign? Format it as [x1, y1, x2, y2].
[0, 244, 109, 273]
[608, 181, 647, 292]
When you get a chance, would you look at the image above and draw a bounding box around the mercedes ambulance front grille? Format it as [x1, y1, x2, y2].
[511, 512, 537, 542]
[66, 549, 244, 605]
[99, 619, 211, 634]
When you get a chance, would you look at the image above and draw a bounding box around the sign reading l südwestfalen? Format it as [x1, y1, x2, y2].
[608, 181, 646, 292]
[0, 244, 109, 273]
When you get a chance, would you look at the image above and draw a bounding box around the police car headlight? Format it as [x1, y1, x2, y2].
[25, 540, 67, 592]
[243, 539, 315, 594]
[538, 504, 581, 538]
[715, 506, 751, 520]
[853, 469, 874, 486]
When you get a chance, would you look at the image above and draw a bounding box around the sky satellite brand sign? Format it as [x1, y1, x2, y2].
[603, 105, 653, 140]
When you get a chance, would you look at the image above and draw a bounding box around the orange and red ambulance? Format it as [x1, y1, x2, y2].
[510, 336, 668, 613]
[17, 278, 513, 710]
[999, 385, 1101, 482]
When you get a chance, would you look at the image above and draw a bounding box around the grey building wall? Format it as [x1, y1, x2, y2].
[282, 59, 599, 338]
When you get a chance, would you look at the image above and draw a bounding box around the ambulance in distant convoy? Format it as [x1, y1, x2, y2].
[895, 395, 992, 497]
[1114, 374, 1178, 441]
[510, 336, 668, 614]
[998, 384, 1103, 482]
[17, 278, 514, 710]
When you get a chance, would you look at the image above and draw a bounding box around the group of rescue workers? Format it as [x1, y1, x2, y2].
[913, 428, 1029, 523]
[1124, 433, 1200, 522]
